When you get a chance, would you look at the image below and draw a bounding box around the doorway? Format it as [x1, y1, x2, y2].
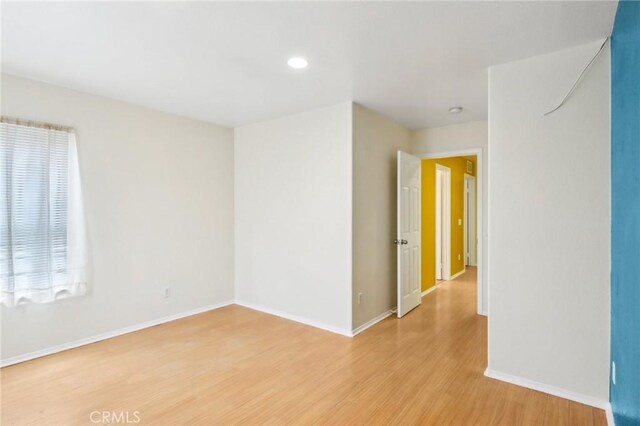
[399, 149, 484, 316]
[464, 174, 477, 266]
[435, 165, 451, 282]
[397, 149, 485, 316]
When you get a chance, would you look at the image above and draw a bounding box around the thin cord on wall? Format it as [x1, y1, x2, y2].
[544, 37, 610, 117]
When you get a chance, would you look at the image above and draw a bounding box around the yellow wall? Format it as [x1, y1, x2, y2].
[421, 156, 475, 291]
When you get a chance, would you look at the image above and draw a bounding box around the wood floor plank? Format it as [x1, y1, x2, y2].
[0, 268, 605, 425]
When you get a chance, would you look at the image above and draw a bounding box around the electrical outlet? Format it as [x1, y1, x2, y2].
[458, 254, 461, 261]
[163, 287, 171, 298]
[358, 293, 363, 304]
[458, 218, 462, 226]
[612, 361, 616, 385]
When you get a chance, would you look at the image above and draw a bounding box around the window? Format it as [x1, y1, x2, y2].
[1, 117, 88, 306]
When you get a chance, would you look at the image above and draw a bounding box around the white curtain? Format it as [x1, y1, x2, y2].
[0, 120, 89, 306]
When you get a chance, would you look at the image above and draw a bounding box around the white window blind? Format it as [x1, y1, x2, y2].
[1, 117, 88, 306]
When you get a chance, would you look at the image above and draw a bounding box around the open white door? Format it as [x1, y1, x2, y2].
[397, 151, 421, 318]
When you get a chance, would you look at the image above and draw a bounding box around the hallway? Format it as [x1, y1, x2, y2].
[1, 269, 605, 425]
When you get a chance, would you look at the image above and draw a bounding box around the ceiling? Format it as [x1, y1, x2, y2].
[1, 1, 617, 130]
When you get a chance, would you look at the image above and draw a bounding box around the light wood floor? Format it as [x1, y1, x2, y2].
[1, 268, 605, 425]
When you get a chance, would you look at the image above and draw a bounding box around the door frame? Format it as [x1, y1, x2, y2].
[418, 148, 485, 316]
[435, 164, 451, 281]
[464, 174, 477, 267]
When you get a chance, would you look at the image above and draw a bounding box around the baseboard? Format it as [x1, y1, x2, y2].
[605, 403, 615, 426]
[352, 309, 394, 336]
[484, 368, 609, 410]
[449, 269, 466, 280]
[0, 300, 234, 368]
[421, 286, 437, 298]
[234, 300, 353, 337]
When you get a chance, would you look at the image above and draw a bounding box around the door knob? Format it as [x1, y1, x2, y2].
[394, 239, 400, 245]
[401, 239, 408, 245]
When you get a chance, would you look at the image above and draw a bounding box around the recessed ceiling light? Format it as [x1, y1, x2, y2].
[449, 106, 463, 114]
[287, 57, 309, 69]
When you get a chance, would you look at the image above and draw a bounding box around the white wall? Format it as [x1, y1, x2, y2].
[352, 104, 411, 330]
[411, 120, 488, 313]
[234, 103, 353, 334]
[487, 41, 610, 402]
[0, 74, 235, 361]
